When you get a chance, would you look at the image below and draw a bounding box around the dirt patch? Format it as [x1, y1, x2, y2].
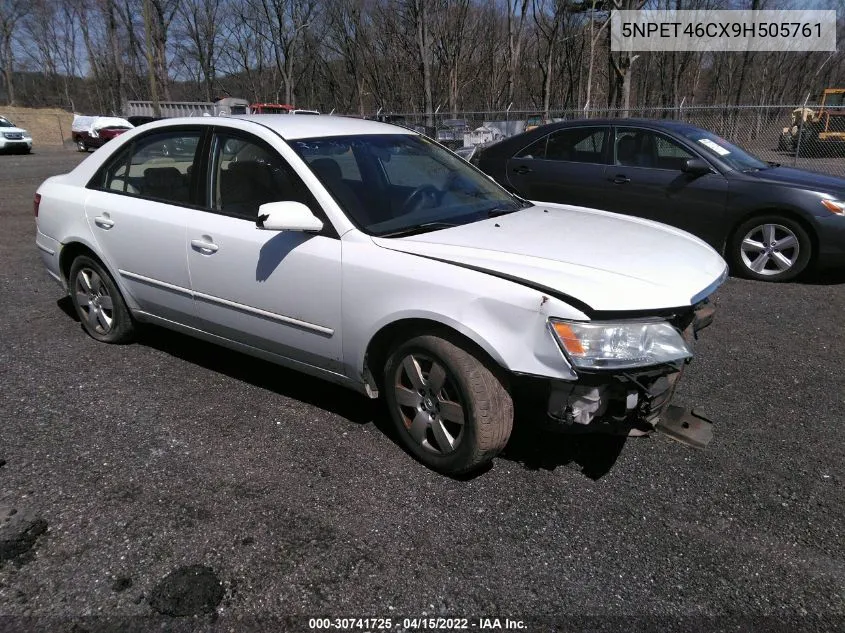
[0, 508, 48, 564]
[149, 565, 224, 616]
[0, 107, 74, 146]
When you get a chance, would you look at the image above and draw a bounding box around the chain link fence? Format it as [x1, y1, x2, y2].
[385, 105, 845, 179]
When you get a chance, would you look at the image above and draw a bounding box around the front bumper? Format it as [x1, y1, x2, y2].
[544, 300, 716, 444]
[814, 213, 845, 268]
[0, 138, 32, 151]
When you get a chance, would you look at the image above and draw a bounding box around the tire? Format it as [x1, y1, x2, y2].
[76, 139, 88, 153]
[728, 215, 812, 282]
[68, 255, 135, 343]
[796, 134, 820, 158]
[383, 333, 513, 475]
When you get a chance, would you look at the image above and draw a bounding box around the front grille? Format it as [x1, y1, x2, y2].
[3, 132, 23, 140]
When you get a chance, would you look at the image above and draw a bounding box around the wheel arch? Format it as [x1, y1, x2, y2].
[363, 317, 511, 395]
[725, 207, 819, 264]
[58, 240, 135, 309]
[59, 240, 108, 284]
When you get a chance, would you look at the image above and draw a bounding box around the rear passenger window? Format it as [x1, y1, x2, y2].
[545, 127, 607, 163]
[516, 127, 607, 164]
[90, 129, 203, 205]
[130, 132, 201, 204]
[210, 133, 316, 220]
[100, 147, 134, 194]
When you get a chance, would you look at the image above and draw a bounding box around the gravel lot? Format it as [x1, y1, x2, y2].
[1, 147, 844, 632]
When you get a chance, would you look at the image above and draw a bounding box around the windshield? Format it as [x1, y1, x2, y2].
[0, 118, 14, 128]
[823, 92, 844, 107]
[676, 127, 768, 171]
[290, 134, 526, 236]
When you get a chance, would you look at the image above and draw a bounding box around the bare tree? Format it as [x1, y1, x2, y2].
[241, 0, 318, 105]
[433, 0, 476, 116]
[175, 0, 224, 101]
[605, 0, 645, 115]
[503, 0, 529, 108]
[0, 0, 28, 105]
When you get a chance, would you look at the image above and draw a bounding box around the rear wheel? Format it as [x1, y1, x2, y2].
[384, 334, 513, 475]
[68, 256, 135, 343]
[728, 215, 811, 282]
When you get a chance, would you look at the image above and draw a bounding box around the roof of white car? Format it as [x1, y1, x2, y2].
[234, 114, 413, 139]
[137, 114, 414, 140]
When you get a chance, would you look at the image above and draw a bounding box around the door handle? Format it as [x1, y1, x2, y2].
[93, 216, 114, 229]
[610, 175, 631, 184]
[191, 238, 219, 253]
[512, 165, 532, 175]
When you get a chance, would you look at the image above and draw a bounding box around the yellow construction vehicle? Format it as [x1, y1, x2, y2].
[780, 88, 845, 156]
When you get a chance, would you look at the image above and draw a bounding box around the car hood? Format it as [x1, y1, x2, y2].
[743, 166, 845, 195]
[372, 204, 727, 313]
[0, 126, 27, 135]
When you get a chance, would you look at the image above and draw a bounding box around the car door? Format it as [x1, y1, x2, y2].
[505, 126, 610, 208]
[602, 127, 729, 244]
[185, 128, 343, 373]
[84, 127, 205, 323]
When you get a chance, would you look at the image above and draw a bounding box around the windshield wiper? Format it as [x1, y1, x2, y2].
[487, 207, 518, 218]
[380, 222, 458, 238]
[487, 200, 532, 217]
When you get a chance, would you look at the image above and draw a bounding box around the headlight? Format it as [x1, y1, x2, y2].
[22, 130, 31, 138]
[821, 198, 844, 215]
[550, 319, 692, 370]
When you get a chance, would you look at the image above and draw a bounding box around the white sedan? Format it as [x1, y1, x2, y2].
[34, 115, 727, 474]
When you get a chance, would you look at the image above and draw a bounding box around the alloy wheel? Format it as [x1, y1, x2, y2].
[740, 223, 800, 276]
[393, 353, 466, 455]
[74, 267, 115, 335]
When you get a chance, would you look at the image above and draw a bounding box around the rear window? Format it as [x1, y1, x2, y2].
[516, 127, 607, 164]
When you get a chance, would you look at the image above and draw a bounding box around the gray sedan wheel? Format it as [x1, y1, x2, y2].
[384, 333, 513, 475]
[729, 216, 811, 282]
[68, 255, 135, 343]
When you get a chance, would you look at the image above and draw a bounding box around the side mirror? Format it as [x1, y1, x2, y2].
[256, 201, 324, 232]
[682, 158, 712, 176]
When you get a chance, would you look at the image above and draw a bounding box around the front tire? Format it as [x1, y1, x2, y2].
[384, 334, 513, 475]
[68, 256, 135, 343]
[728, 215, 812, 282]
[76, 139, 88, 153]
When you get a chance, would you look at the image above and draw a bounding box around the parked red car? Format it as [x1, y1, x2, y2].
[71, 116, 134, 152]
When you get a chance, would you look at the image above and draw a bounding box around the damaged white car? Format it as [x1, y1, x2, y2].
[34, 116, 727, 475]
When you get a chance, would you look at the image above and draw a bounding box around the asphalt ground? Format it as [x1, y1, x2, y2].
[1, 147, 844, 632]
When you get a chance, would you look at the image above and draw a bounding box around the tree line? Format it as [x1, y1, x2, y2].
[0, 0, 843, 118]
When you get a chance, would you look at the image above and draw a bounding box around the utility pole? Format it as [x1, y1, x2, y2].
[142, 0, 161, 117]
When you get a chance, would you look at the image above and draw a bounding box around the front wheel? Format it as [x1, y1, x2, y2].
[76, 139, 88, 152]
[68, 255, 135, 343]
[728, 215, 812, 282]
[384, 333, 513, 475]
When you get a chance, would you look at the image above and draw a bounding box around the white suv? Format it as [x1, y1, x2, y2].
[0, 115, 32, 153]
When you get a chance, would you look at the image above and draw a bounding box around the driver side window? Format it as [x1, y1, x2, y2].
[210, 132, 315, 220]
